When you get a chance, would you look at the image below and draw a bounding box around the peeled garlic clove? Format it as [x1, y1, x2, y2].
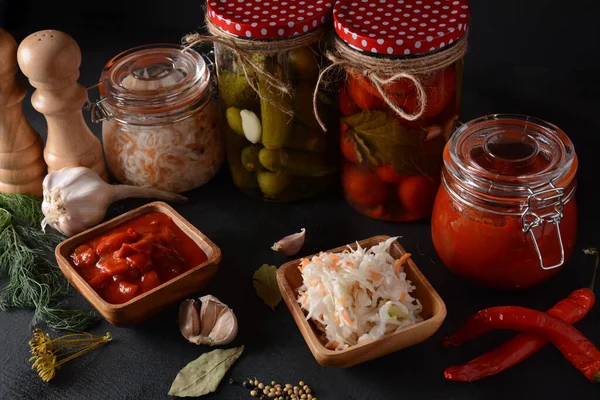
[240, 109, 262, 144]
[272, 228, 306, 256]
[179, 295, 238, 346]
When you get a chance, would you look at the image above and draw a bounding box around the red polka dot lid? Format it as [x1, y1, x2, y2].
[334, 0, 470, 56]
[207, 0, 334, 40]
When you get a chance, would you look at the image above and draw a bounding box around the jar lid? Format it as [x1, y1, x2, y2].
[99, 44, 210, 115]
[207, 0, 333, 40]
[333, 0, 470, 56]
[445, 114, 577, 206]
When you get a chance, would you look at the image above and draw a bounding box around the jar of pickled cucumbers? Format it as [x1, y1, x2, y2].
[432, 115, 578, 289]
[334, 0, 470, 221]
[207, 0, 338, 202]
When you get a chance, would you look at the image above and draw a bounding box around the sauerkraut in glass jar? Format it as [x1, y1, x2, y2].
[94, 44, 224, 193]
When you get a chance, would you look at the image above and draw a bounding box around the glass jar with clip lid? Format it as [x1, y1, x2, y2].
[431, 114, 578, 290]
[89, 44, 224, 194]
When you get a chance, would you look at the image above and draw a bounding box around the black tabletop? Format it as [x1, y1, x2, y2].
[2, 1, 600, 399]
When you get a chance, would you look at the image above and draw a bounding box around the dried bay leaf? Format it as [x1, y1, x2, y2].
[168, 346, 244, 397]
[253, 264, 281, 309]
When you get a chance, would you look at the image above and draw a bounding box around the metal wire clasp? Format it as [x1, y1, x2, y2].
[521, 181, 565, 271]
[83, 83, 112, 123]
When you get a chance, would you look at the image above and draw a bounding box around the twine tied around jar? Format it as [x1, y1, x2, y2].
[313, 34, 468, 132]
[183, 17, 325, 116]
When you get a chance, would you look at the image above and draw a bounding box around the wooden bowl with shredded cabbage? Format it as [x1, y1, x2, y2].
[276, 235, 446, 368]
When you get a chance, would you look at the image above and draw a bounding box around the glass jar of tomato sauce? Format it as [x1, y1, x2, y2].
[335, 0, 470, 221]
[207, 0, 338, 202]
[431, 114, 578, 290]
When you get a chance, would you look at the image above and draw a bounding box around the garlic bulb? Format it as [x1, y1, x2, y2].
[272, 228, 306, 256]
[41, 167, 186, 236]
[179, 295, 238, 346]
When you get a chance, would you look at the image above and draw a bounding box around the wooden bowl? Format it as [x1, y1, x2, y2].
[277, 235, 446, 368]
[55, 202, 221, 326]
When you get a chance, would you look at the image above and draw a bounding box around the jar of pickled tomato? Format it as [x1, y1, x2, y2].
[431, 114, 578, 290]
[207, 0, 338, 203]
[335, 0, 470, 221]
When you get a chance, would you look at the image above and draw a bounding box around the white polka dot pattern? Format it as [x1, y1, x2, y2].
[333, 0, 469, 56]
[207, 0, 334, 40]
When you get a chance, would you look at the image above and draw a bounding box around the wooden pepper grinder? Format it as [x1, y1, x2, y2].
[0, 29, 46, 196]
[17, 30, 107, 180]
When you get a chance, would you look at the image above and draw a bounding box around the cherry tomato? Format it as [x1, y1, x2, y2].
[339, 86, 360, 116]
[376, 164, 405, 184]
[102, 280, 139, 304]
[139, 270, 162, 293]
[86, 271, 111, 289]
[71, 245, 98, 269]
[95, 229, 140, 257]
[347, 74, 385, 110]
[342, 164, 388, 207]
[340, 130, 360, 164]
[130, 236, 156, 254]
[397, 175, 439, 217]
[391, 67, 456, 119]
[126, 252, 152, 272]
[96, 257, 129, 276]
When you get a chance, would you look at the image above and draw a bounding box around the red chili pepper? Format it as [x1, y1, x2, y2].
[444, 305, 600, 382]
[444, 288, 595, 382]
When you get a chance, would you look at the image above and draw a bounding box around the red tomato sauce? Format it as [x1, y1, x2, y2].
[70, 212, 207, 304]
[431, 187, 577, 290]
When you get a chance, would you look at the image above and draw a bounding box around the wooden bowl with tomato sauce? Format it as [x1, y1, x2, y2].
[277, 235, 446, 368]
[55, 202, 221, 326]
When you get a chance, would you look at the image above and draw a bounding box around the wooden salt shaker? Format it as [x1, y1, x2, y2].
[17, 30, 107, 180]
[0, 29, 46, 196]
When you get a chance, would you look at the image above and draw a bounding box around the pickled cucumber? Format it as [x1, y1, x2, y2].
[259, 148, 335, 177]
[259, 60, 293, 150]
[241, 144, 264, 172]
[257, 171, 292, 197]
[285, 124, 327, 153]
[289, 47, 319, 81]
[218, 72, 258, 111]
[226, 107, 244, 136]
[226, 129, 255, 188]
[266, 174, 335, 202]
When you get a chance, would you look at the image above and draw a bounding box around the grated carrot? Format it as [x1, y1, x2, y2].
[400, 292, 406, 301]
[371, 272, 382, 281]
[341, 310, 353, 326]
[326, 341, 339, 350]
[394, 253, 412, 275]
[333, 314, 340, 325]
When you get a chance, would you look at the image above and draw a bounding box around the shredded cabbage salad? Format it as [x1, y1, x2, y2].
[297, 237, 423, 351]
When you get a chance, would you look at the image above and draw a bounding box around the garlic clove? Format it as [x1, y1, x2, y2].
[240, 109, 262, 144]
[179, 295, 238, 346]
[208, 303, 238, 344]
[424, 124, 443, 141]
[271, 228, 306, 256]
[179, 299, 201, 339]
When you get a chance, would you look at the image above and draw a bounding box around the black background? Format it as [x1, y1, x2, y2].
[2, 1, 600, 399]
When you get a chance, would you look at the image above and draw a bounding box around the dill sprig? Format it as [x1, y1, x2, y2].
[29, 328, 111, 382]
[0, 194, 98, 332]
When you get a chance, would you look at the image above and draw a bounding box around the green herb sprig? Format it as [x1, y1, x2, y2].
[0, 193, 97, 332]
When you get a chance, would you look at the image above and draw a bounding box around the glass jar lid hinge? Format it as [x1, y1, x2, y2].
[521, 181, 565, 271]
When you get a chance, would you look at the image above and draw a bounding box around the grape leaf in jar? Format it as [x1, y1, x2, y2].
[344, 111, 426, 172]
